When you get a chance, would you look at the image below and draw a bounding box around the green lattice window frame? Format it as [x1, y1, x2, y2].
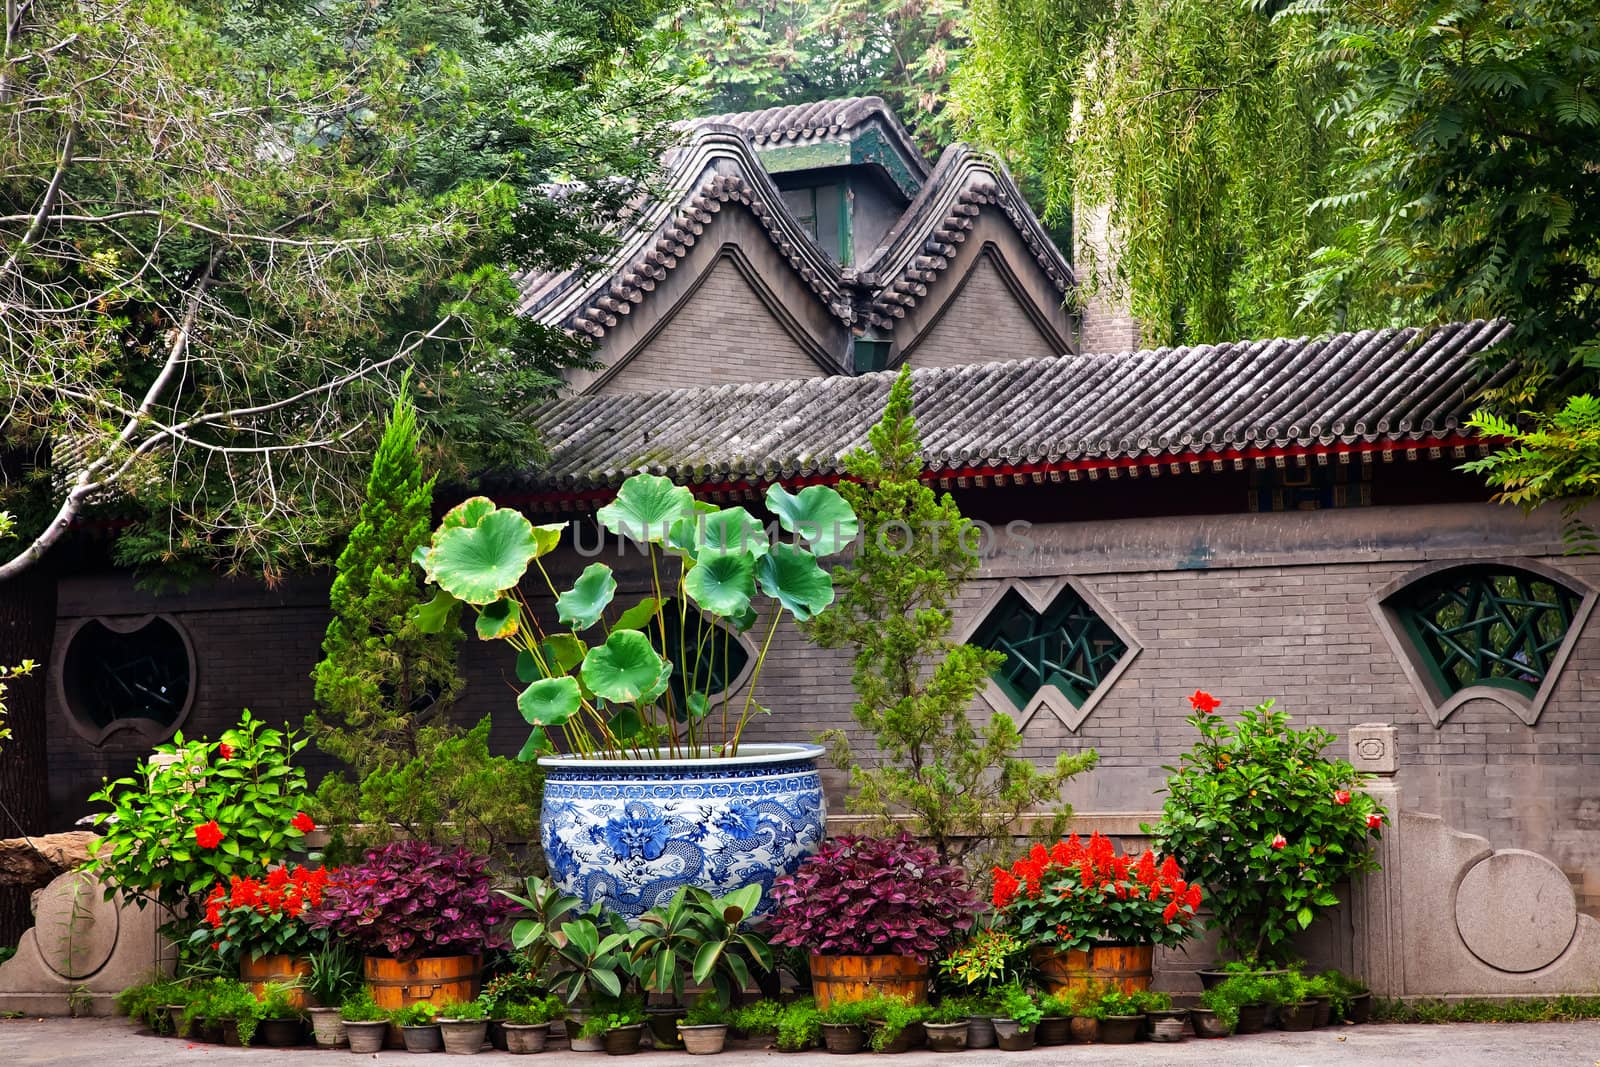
[647, 599, 752, 712]
[1392, 565, 1582, 699]
[971, 587, 1129, 710]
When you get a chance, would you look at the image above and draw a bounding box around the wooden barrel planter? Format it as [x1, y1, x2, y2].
[363, 954, 482, 1012]
[241, 954, 312, 1010]
[1032, 944, 1153, 996]
[809, 954, 929, 1010]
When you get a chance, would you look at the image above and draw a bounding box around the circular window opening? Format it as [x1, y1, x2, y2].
[61, 616, 194, 741]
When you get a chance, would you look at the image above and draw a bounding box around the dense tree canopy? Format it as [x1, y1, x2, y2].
[663, 0, 968, 150]
[0, 0, 683, 583]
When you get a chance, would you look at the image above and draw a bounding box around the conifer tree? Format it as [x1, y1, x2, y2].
[310, 386, 461, 772]
[807, 365, 1097, 870]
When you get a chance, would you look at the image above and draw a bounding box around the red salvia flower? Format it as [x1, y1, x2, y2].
[194, 821, 224, 849]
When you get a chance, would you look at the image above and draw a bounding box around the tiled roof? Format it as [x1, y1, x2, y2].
[493, 321, 1514, 500]
[693, 96, 927, 176]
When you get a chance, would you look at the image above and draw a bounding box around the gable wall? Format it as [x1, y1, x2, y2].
[902, 251, 1063, 368]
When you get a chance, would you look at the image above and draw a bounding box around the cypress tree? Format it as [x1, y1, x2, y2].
[807, 365, 1097, 870]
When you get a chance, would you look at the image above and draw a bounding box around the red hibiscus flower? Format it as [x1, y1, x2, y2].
[1366, 813, 1383, 830]
[1188, 690, 1221, 714]
[217, 743, 233, 760]
[1270, 834, 1287, 850]
[194, 821, 225, 849]
[290, 812, 316, 834]
[1333, 789, 1352, 806]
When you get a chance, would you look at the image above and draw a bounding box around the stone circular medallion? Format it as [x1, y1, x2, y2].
[29, 871, 119, 980]
[1455, 850, 1577, 973]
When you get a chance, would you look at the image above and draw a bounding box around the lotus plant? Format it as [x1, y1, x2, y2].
[412, 472, 857, 759]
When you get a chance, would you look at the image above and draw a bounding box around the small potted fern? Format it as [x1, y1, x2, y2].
[677, 995, 733, 1056]
[340, 990, 389, 1053]
[502, 996, 565, 1054]
[921, 1001, 970, 1053]
[1096, 988, 1145, 1044]
[437, 998, 489, 1054]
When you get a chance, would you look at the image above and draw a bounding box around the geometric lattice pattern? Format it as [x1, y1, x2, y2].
[1395, 566, 1581, 699]
[648, 599, 751, 714]
[971, 586, 1129, 710]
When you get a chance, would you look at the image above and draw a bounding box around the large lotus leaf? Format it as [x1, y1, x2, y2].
[556, 563, 617, 630]
[643, 660, 673, 704]
[727, 603, 759, 634]
[685, 692, 710, 723]
[684, 552, 756, 618]
[612, 597, 665, 632]
[695, 507, 769, 558]
[532, 522, 569, 558]
[516, 728, 550, 761]
[413, 589, 459, 634]
[756, 543, 835, 621]
[543, 634, 588, 675]
[581, 630, 667, 703]
[439, 496, 497, 532]
[427, 507, 542, 604]
[476, 597, 521, 640]
[608, 707, 643, 741]
[518, 676, 582, 726]
[765, 484, 859, 556]
[597, 474, 696, 545]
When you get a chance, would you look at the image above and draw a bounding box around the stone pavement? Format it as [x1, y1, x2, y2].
[4, 1018, 1600, 1066]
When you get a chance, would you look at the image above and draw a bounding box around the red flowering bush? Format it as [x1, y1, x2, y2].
[990, 833, 1200, 951]
[1148, 694, 1386, 962]
[190, 863, 331, 963]
[309, 841, 515, 961]
[768, 834, 978, 961]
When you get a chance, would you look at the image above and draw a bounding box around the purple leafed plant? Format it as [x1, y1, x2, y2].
[309, 841, 515, 961]
[767, 834, 978, 961]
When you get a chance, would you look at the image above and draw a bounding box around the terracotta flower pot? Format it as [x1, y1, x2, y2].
[1068, 1016, 1100, 1043]
[1189, 1007, 1233, 1038]
[502, 1023, 550, 1054]
[345, 1020, 388, 1053]
[1098, 1014, 1143, 1044]
[992, 1018, 1035, 1052]
[922, 1021, 968, 1053]
[401, 1023, 445, 1053]
[438, 1018, 488, 1054]
[308, 1006, 347, 1047]
[602, 1024, 644, 1055]
[1035, 1016, 1071, 1046]
[821, 1023, 867, 1053]
[965, 1015, 996, 1049]
[678, 1023, 728, 1055]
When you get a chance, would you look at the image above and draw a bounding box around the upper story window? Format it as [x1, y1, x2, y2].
[1390, 565, 1582, 700]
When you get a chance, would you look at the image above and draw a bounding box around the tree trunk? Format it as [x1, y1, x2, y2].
[0, 562, 57, 945]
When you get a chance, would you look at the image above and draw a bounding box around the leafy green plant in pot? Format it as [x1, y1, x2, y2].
[412, 475, 857, 917]
[1095, 988, 1145, 1045]
[816, 997, 872, 1053]
[991, 983, 1040, 1051]
[436, 999, 489, 1054]
[1206, 972, 1275, 1034]
[543, 909, 640, 1051]
[305, 940, 360, 1046]
[937, 928, 1024, 1049]
[774, 1000, 821, 1052]
[501, 996, 565, 1055]
[339, 990, 389, 1054]
[254, 983, 305, 1048]
[678, 995, 733, 1056]
[627, 883, 774, 1048]
[922, 1001, 972, 1052]
[1192, 983, 1237, 1038]
[1148, 691, 1387, 970]
[576, 994, 647, 1055]
[391, 1001, 442, 1053]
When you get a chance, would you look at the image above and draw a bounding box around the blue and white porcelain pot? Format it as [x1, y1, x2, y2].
[538, 743, 826, 922]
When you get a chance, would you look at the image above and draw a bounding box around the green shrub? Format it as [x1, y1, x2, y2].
[1149, 696, 1386, 962]
[1373, 995, 1600, 1024]
[503, 996, 564, 1026]
[306, 942, 362, 1009]
[256, 982, 302, 1021]
[1197, 985, 1240, 1031]
[1097, 988, 1146, 1018]
[730, 999, 784, 1035]
[437, 999, 487, 1021]
[1133, 989, 1173, 1012]
[995, 983, 1042, 1031]
[924, 1001, 971, 1024]
[391, 1002, 438, 1028]
[340, 991, 386, 1023]
[866, 997, 927, 1052]
[774, 1000, 820, 1052]
[681, 996, 731, 1028]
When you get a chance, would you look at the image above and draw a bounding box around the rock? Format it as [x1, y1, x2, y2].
[0, 832, 101, 889]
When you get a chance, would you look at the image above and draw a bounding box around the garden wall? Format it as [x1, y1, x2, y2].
[45, 501, 1600, 924]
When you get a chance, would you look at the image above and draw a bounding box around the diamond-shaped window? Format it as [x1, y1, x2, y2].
[1392, 565, 1581, 699]
[647, 599, 752, 708]
[972, 586, 1130, 712]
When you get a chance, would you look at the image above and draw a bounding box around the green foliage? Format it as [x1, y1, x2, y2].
[627, 884, 774, 1010]
[0, 659, 36, 757]
[1148, 697, 1386, 962]
[1287, 0, 1600, 382]
[504, 996, 566, 1026]
[577, 997, 647, 1038]
[310, 387, 463, 776]
[730, 998, 785, 1035]
[662, 0, 968, 151]
[257, 982, 303, 1021]
[1096, 988, 1146, 1018]
[937, 928, 1027, 997]
[438, 999, 488, 1021]
[416, 474, 855, 758]
[958, 0, 1361, 346]
[1197, 983, 1243, 1031]
[182, 979, 263, 1045]
[808, 365, 1096, 869]
[116, 977, 191, 1031]
[541, 911, 639, 1006]
[314, 717, 542, 866]
[774, 999, 821, 1051]
[1464, 398, 1600, 550]
[1373, 994, 1600, 1024]
[391, 1002, 439, 1028]
[994, 983, 1041, 1031]
[502, 875, 585, 981]
[924, 1001, 972, 1025]
[681, 995, 732, 1028]
[0, 0, 686, 583]
[339, 990, 387, 1024]
[864, 996, 928, 1052]
[306, 942, 362, 1009]
[85, 711, 312, 915]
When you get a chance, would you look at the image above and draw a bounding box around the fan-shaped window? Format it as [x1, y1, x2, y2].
[972, 586, 1129, 710]
[1391, 566, 1582, 699]
[647, 600, 751, 709]
[59, 615, 195, 744]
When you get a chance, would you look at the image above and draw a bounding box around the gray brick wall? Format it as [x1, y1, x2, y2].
[903, 254, 1063, 368]
[596, 256, 828, 394]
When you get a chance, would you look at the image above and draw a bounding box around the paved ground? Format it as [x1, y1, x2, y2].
[3, 1018, 1600, 1066]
